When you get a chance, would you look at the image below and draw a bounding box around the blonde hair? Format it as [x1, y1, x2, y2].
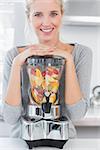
[26, 0, 64, 18]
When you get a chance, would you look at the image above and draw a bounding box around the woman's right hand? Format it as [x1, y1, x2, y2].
[12, 44, 53, 67]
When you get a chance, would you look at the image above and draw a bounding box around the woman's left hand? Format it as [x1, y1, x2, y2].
[49, 47, 73, 63]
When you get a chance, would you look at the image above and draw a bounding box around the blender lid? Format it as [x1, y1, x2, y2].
[26, 55, 66, 65]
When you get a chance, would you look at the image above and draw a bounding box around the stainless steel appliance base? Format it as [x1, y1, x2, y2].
[21, 116, 69, 141]
[25, 139, 68, 149]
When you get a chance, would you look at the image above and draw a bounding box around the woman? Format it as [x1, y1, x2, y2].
[2, 0, 92, 138]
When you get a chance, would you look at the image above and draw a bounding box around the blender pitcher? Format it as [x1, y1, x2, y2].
[26, 55, 65, 119]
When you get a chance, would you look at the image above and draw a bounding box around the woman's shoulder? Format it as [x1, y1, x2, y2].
[73, 43, 93, 62]
[5, 47, 19, 62]
[74, 43, 93, 57]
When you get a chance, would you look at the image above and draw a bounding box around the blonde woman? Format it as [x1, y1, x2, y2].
[2, 0, 92, 138]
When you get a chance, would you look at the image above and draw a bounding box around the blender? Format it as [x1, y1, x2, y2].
[21, 55, 69, 149]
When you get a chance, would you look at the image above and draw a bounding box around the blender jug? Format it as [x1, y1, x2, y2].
[26, 55, 65, 119]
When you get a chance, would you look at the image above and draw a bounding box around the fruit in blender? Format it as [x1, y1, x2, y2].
[29, 66, 60, 104]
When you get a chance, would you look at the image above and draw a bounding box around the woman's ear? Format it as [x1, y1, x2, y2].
[61, 9, 64, 16]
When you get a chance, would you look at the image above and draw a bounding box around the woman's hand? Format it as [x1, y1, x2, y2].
[49, 47, 74, 63]
[13, 44, 53, 67]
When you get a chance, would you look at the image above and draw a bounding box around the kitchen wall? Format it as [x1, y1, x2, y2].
[60, 25, 100, 96]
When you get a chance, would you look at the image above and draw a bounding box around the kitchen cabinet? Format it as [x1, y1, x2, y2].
[63, 16, 100, 26]
[63, 0, 100, 26]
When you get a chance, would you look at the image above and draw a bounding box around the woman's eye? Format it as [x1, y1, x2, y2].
[34, 13, 42, 17]
[50, 13, 58, 17]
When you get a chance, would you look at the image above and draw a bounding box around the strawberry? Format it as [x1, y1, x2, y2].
[42, 71, 46, 77]
[53, 68, 59, 74]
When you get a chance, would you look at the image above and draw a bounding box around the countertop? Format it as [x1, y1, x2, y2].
[74, 106, 100, 126]
[0, 138, 100, 150]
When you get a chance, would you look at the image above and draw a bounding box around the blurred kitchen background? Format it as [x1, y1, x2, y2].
[0, 0, 100, 138]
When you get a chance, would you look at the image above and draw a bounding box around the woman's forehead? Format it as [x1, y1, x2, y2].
[30, 0, 61, 13]
[30, 0, 60, 9]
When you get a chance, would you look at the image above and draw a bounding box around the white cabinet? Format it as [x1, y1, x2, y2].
[63, 16, 100, 26]
[63, 0, 100, 26]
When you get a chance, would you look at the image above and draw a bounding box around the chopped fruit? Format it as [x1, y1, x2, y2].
[30, 79, 36, 87]
[31, 89, 39, 103]
[42, 80, 46, 89]
[36, 68, 42, 78]
[42, 71, 46, 77]
[46, 75, 56, 82]
[31, 89, 43, 104]
[28, 65, 61, 104]
[50, 80, 59, 93]
[49, 93, 56, 104]
[48, 84, 52, 92]
[52, 74, 59, 79]
[53, 68, 59, 74]
[35, 76, 44, 86]
[37, 88, 44, 96]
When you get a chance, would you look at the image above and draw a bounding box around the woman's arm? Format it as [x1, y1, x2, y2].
[66, 46, 93, 121]
[65, 57, 83, 105]
[2, 49, 22, 125]
[4, 61, 22, 106]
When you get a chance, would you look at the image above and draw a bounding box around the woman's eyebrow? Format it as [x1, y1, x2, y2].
[35, 11, 42, 13]
[32, 11, 42, 15]
[32, 10, 59, 15]
[50, 10, 59, 13]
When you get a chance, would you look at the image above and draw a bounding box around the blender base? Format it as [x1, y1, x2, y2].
[25, 139, 68, 149]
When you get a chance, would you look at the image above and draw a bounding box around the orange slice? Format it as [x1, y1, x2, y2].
[36, 68, 42, 78]
[50, 80, 59, 93]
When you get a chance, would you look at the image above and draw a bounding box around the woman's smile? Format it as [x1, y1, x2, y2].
[40, 27, 54, 35]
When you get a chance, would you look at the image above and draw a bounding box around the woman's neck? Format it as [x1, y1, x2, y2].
[39, 38, 60, 47]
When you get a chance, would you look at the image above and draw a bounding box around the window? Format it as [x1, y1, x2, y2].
[0, 1, 25, 107]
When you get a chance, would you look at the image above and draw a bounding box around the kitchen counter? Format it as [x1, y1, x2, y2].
[0, 138, 100, 150]
[74, 106, 100, 126]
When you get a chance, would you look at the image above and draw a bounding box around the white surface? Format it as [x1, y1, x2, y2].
[65, 139, 100, 150]
[74, 106, 100, 126]
[0, 138, 100, 150]
[0, 138, 28, 150]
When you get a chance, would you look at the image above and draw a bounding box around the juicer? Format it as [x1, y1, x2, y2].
[21, 55, 69, 149]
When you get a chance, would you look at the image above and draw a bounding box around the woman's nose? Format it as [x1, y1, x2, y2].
[42, 16, 51, 26]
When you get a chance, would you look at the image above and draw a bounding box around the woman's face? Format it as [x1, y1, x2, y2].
[29, 0, 63, 44]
